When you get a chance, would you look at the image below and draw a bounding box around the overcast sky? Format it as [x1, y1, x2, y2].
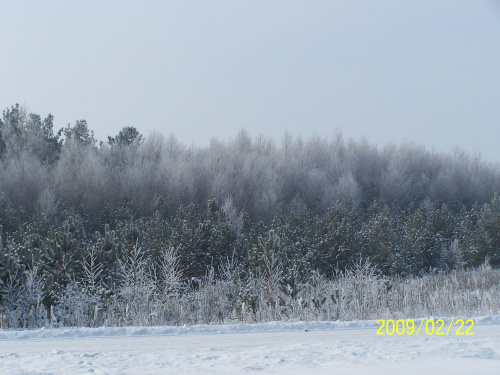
[1, 1, 500, 161]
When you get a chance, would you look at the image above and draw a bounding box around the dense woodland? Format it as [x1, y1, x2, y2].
[1, 104, 500, 328]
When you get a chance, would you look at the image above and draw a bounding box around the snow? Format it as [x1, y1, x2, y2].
[1, 316, 500, 374]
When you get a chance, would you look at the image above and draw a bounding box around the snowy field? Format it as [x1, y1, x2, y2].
[1, 317, 500, 374]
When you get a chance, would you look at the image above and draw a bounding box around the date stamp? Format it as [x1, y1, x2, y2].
[376, 318, 474, 336]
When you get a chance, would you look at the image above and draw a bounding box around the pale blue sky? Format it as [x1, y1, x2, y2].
[1, 1, 500, 161]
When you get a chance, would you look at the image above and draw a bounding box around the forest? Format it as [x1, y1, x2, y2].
[1, 104, 500, 328]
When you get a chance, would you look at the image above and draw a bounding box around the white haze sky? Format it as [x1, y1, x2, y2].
[1, 1, 500, 162]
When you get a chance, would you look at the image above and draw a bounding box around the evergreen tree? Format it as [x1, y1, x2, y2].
[310, 204, 360, 276]
[360, 202, 393, 274]
[108, 126, 143, 147]
[61, 120, 96, 146]
[41, 217, 87, 308]
[471, 194, 500, 265]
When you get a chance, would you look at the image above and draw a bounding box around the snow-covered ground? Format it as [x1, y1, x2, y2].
[1, 316, 500, 374]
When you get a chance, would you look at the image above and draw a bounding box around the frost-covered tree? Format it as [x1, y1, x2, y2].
[117, 241, 158, 326]
[310, 204, 360, 275]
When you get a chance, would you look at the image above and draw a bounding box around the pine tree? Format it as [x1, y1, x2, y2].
[361, 202, 393, 274]
[310, 203, 360, 275]
[41, 217, 86, 308]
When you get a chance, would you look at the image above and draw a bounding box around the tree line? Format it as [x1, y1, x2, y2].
[1, 103, 500, 327]
[1, 104, 499, 226]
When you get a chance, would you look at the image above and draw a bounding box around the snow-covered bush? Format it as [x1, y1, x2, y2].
[114, 242, 159, 326]
[1, 267, 48, 328]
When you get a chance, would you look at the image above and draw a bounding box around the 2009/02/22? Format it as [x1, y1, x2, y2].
[376, 318, 474, 336]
